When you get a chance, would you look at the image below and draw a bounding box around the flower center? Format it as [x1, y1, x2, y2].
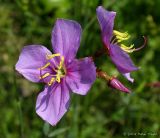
[38, 53, 66, 86]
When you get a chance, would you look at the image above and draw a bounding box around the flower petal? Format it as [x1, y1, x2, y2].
[123, 73, 134, 83]
[51, 19, 82, 62]
[109, 44, 139, 82]
[36, 81, 70, 126]
[96, 6, 116, 48]
[15, 45, 52, 82]
[66, 57, 96, 95]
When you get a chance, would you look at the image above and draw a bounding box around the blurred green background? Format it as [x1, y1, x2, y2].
[0, 0, 160, 138]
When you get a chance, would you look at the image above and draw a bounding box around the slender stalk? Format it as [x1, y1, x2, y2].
[13, 68, 24, 138]
[96, 69, 111, 81]
[18, 97, 24, 138]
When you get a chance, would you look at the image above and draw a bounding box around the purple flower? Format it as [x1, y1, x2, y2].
[108, 77, 131, 93]
[15, 19, 96, 126]
[96, 6, 140, 82]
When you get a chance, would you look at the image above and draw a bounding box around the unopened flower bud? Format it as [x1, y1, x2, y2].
[108, 77, 131, 93]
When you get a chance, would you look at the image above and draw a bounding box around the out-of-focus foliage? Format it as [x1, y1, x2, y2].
[0, 0, 160, 138]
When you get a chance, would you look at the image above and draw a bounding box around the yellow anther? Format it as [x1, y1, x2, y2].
[58, 56, 64, 69]
[121, 44, 134, 49]
[39, 72, 50, 79]
[113, 30, 130, 43]
[120, 44, 135, 53]
[123, 49, 135, 53]
[116, 35, 130, 41]
[113, 30, 129, 38]
[38, 62, 50, 70]
[46, 53, 60, 60]
[48, 77, 55, 86]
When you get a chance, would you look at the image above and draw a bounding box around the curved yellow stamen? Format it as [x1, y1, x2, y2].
[121, 44, 134, 49]
[58, 56, 64, 69]
[113, 30, 129, 38]
[39, 72, 50, 79]
[113, 30, 130, 43]
[120, 44, 135, 53]
[46, 53, 60, 60]
[112, 30, 135, 53]
[116, 35, 130, 41]
[56, 56, 65, 83]
[48, 77, 55, 86]
[38, 62, 50, 70]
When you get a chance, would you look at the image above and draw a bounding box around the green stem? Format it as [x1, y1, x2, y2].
[96, 69, 111, 81]
[18, 97, 24, 138]
[14, 68, 24, 138]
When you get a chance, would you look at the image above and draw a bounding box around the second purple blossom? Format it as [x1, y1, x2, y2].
[96, 6, 146, 82]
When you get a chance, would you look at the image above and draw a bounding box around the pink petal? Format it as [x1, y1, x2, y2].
[96, 6, 116, 49]
[15, 45, 52, 82]
[123, 73, 134, 83]
[109, 44, 139, 82]
[66, 57, 96, 95]
[51, 19, 82, 62]
[36, 81, 70, 126]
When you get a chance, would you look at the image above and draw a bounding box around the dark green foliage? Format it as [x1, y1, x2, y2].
[0, 0, 160, 138]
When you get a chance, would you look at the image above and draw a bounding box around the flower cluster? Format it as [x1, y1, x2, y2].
[15, 6, 145, 126]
